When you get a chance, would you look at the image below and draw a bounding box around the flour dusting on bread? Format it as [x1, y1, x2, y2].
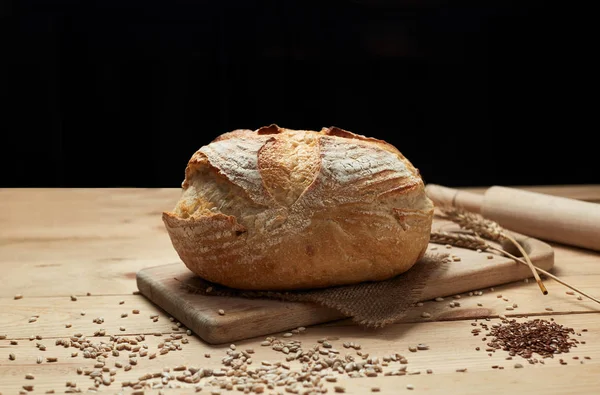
[163, 125, 434, 290]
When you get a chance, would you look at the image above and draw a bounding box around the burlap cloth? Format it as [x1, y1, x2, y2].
[177, 252, 450, 328]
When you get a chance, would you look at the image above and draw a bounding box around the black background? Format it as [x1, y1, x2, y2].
[2, 0, 597, 188]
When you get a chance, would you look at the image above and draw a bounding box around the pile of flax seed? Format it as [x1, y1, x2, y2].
[471, 316, 590, 369]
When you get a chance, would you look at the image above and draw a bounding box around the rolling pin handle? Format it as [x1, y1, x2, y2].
[425, 184, 485, 213]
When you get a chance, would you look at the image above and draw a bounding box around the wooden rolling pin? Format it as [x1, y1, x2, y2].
[425, 184, 600, 252]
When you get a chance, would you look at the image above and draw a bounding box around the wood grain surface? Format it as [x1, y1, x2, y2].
[1, 185, 600, 394]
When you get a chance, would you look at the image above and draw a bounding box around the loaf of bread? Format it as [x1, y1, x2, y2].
[163, 125, 434, 290]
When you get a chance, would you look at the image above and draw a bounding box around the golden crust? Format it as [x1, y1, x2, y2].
[163, 125, 434, 290]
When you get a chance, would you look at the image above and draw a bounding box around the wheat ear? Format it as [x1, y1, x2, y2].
[439, 208, 548, 295]
[430, 231, 488, 250]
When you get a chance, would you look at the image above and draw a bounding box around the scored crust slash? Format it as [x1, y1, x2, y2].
[162, 124, 434, 291]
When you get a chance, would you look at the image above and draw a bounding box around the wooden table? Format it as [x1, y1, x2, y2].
[1, 186, 600, 394]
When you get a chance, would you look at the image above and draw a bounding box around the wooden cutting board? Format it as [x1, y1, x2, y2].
[136, 219, 554, 344]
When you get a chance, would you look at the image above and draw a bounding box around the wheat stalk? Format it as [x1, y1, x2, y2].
[438, 207, 548, 295]
[430, 230, 600, 305]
